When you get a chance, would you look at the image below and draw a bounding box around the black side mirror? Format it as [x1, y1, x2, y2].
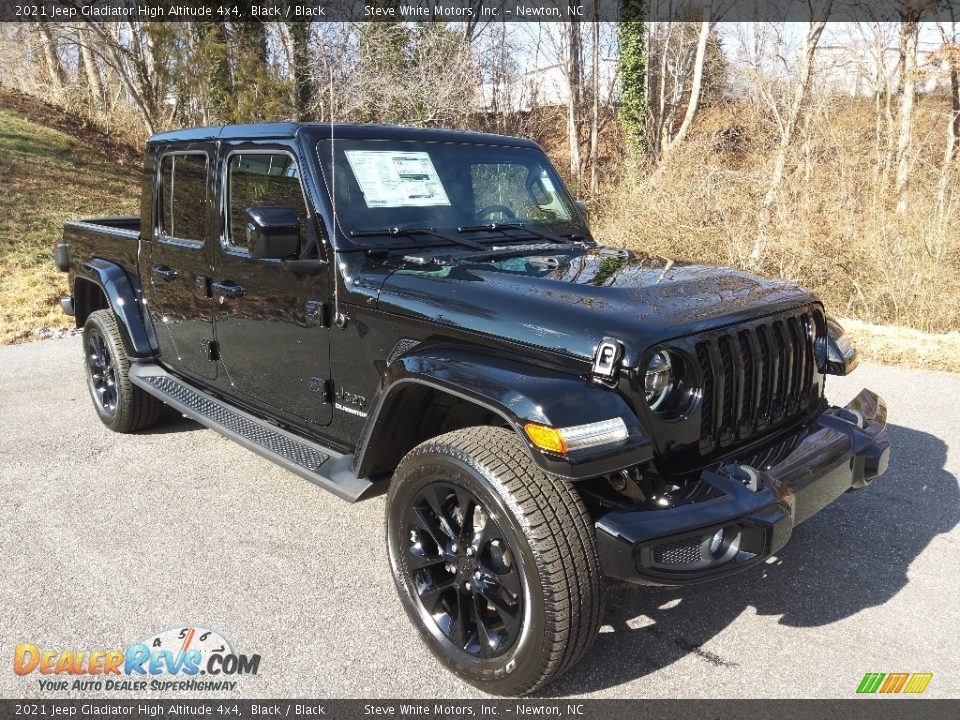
[246, 206, 300, 259]
[575, 199, 590, 226]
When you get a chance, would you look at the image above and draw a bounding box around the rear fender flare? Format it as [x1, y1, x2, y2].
[355, 347, 653, 480]
[76, 259, 155, 358]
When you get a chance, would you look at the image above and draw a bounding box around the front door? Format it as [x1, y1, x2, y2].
[211, 142, 332, 427]
[147, 147, 217, 381]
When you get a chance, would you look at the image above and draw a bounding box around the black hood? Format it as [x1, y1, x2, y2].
[373, 248, 819, 364]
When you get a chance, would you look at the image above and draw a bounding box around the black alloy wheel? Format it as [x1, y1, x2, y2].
[82, 309, 162, 433]
[404, 482, 524, 659]
[386, 426, 604, 696]
[86, 328, 118, 416]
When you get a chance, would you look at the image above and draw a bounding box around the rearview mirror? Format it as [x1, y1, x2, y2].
[246, 206, 300, 259]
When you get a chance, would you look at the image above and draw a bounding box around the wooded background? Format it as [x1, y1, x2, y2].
[2, 4, 960, 344]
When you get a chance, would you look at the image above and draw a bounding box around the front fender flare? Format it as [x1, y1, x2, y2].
[77, 258, 155, 358]
[355, 347, 653, 480]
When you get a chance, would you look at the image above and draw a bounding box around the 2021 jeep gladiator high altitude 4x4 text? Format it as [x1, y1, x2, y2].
[55, 123, 891, 695]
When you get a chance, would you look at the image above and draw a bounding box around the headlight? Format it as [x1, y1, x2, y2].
[645, 351, 674, 410]
[818, 317, 858, 376]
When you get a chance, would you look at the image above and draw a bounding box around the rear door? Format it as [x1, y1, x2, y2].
[210, 141, 332, 427]
[147, 147, 217, 381]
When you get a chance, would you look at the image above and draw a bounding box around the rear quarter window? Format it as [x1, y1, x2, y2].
[158, 153, 208, 243]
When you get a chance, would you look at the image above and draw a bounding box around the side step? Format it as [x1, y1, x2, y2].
[129, 363, 373, 502]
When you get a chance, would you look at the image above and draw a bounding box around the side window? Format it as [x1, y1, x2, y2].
[226, 152, 310, 251]
[158, 153, 208, 242]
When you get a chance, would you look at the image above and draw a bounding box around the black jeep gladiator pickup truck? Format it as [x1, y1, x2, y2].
[55, 122, 890, 695]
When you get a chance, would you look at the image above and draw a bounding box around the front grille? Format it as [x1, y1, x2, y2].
[695, 308, 820, 453]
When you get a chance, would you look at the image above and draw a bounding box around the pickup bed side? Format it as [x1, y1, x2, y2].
[60, 217, 154, 357]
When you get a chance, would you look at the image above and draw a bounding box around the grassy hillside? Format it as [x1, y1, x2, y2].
[0, 89, 139, 344]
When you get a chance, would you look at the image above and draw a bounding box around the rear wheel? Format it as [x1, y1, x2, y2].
[386, 427, 604, 696]
[82, 309, 162, 433]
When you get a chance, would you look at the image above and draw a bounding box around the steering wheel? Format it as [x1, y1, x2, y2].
[474, 204, 516, 221]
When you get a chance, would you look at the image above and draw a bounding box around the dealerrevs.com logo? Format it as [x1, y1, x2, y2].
[14, 626, 261, 692]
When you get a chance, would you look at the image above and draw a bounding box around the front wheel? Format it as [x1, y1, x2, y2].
[386, 427, 604, 696]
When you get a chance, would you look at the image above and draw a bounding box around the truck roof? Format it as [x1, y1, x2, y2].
[147, 122, 540, 149]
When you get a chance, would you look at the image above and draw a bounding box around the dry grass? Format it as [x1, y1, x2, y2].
[0, 89, 139, 345]
[838, 317, 960, 373]
[593, 98, 960, 336]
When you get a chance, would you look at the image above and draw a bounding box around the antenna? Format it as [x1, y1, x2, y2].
[330, 68, 343, 328]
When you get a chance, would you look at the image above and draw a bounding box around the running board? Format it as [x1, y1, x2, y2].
[129, 364, 373, 502]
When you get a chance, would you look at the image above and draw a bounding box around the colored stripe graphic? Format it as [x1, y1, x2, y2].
[903, 673, 933, 694]
[880, 673, 910, 693]
[857, 673, 885, 694]
[856, 672, 933, 694]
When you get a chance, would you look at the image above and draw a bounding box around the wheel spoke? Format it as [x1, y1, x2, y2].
[423, 486, 458, 542]
[489, 564, 522, 597]
[472, 594, 497, 658]
[449, 591, 471, 649]
[408, 505, 447, 550]
[454, 487, 476, 543]
[471, 518, 491, 553]
[479, 584, 521, 631]
[407, 548, 446, 571]
[418, 577, 456, 611]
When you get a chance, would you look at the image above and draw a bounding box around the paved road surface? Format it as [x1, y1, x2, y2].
[1, 336, 958, 698]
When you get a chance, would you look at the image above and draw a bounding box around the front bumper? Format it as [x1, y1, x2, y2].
[596, 388, 890, 585]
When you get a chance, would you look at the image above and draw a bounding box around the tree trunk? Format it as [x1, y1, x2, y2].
[894, 19, 919, 215]
[663, 4, 712, 156]
[589, 12, 600, 196]
[35, 23, 68, 90]
[78, 27, 104, 111]
[566, 18, 582, 188]
[288, 19, 313, 121]
[937, 16, 960, 219]
[83, 21, 156, 135]
[751, 7, 832, 264]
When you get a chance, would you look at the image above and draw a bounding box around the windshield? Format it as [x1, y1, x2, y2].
[316, 139, 584, 247]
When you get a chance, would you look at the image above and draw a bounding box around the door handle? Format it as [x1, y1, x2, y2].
[151, 265, 179, 281]
[211, 280, 244, 301]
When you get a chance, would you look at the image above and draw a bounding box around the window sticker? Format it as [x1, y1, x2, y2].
[344, 150, 451, 208]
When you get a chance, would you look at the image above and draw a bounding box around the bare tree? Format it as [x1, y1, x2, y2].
[894, 14, 920, 215]
[936, 12, 960, 216]
[662, 0, 713, 156]
[589, 11, 600, 195]
[565, 17, 583, 188]
[751, 2, 833, 263]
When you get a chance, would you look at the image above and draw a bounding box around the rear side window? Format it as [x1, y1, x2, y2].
[158, 153, 208, 242]
[226, 152, 310, 250]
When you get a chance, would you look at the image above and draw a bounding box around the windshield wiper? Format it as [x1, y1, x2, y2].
[350, 226, 486, 251]
[457, 222, 582, 245]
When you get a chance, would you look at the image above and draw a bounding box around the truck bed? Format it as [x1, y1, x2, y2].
[63, 216, 141, 280]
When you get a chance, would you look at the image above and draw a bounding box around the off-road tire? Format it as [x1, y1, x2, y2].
[386, 426, 604, 696]
[82, 309, 162, 433]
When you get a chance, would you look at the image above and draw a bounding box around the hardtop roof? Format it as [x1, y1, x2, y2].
[147, 122, 541, 149]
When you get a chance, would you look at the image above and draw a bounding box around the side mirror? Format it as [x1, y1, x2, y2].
[246, 206, 300, 259]
[575, 199, 590, 227]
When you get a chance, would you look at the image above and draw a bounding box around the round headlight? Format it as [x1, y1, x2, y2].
[644, 351, 674, 410]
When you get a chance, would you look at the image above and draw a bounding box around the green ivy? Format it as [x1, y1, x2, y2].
[618, 0, 647, 151]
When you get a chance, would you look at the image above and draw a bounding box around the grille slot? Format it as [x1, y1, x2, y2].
[696, 309, 819, 453]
